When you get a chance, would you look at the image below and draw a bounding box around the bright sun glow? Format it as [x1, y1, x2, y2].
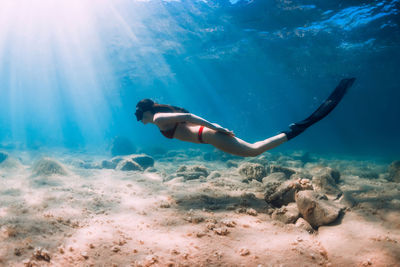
[0, 0, 121, 146]
[0, 0, 188, 147]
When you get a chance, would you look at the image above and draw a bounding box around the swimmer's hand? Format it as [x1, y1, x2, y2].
[211, 123, 235, 136]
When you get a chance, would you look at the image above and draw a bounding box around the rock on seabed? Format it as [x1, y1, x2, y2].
[296, 190, 341, 228]
[32, 158, 68, 176]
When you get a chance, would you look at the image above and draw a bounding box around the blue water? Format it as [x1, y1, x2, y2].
[0, 0, 399, 159]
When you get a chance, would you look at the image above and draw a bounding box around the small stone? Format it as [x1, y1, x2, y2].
[206, 223, 217, 230]
[111, 246, 120, 253]
[221, 219, 237, 227]
[14, 247, 23, 256]
[271, 203, 300, 224]
[246, 208, 258, 216]
[89, 243, 95, 249]
[58, 246, 65, 254]
[239, 248, 250, 256]
[214, 227, 229, 236]
[33, 247, 51, 262]
[144, 255, 158, 265]
[295, 218, 314, 233]
[185, 216, 205, 224]
[160, 202, 171, 208]
[22, 259, 32, 267]
[196, 231, 207, 238]
[81, 251, 89, 259]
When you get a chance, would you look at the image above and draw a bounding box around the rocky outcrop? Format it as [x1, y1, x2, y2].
[238, 163, 266, 182]
[388, 161, 400, 182]
[176, 165, 209, 180]
[32, 158, 68, 176]
[265, 179, 313, 207]
[295, 190, 342, 228]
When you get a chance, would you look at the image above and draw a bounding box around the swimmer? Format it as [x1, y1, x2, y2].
[135, 78, 355, 157]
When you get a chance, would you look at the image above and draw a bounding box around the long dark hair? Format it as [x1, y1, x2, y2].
[135, 98, 189, 121]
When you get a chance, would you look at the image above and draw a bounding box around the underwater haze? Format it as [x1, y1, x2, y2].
[0, 0, 399, 158]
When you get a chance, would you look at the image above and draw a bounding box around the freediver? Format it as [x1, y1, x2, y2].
[134, 78, 355, 157]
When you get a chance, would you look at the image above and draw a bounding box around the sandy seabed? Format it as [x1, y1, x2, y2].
[0, 149, 399, 267]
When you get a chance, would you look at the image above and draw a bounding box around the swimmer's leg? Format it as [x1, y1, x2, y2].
[203, 130, 287, 157]
[283, 77, 356, 140]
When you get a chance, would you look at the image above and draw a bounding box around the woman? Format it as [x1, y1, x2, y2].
[135, 78, 355, 157]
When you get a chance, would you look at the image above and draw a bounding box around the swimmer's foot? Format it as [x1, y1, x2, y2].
[283, 77, 356, 140]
